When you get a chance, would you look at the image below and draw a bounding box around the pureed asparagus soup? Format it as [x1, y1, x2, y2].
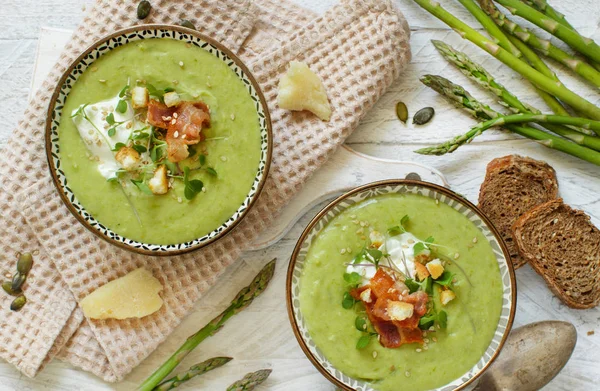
[299, 193, 503, 390]
[58, 38, 262, 244]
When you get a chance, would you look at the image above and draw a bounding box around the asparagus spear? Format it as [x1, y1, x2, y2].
[226, 369, 272, 391]
[417, 75, 600, 165]
[138, 259, 277, 391]
[153, 357, 232, 391]
[411, 0, 600, 120]
[431, 40, 596, 138]
[494, 0, 600, 64]
[522, 0, 575, 30]
[457, 0, 569, 116]
[479, 0, 600, 88]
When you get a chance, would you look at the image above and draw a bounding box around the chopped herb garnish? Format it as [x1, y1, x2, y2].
[131, 179, 153, 195]
[133, 144, 147, 153]
[116, 99, 128, 114]
[355, 316, 368, 332]
[388, 215, 410, 236]
[107, 127, 116, 137]
[205, 167, 217, 177]
[434, 271, 455, 286]
[106, 113, 115, 125]
[183, 166, 204, 200]
[343, 272, 362, 286]
[413, 242, 427, 255]
[356, 335, 372, 349]
[118, 84, 129, 98]
[146, 84, 175, 103]
[405, 276, 432, 295]
[342, 292, 355, 309]
[113, 142, 126, 151]
[199, 154, 207, 165]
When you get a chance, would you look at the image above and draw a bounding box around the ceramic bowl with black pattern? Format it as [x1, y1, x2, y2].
[45, 25, 272, 255]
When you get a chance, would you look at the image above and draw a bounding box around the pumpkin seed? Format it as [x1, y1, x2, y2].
[396, 101, 408, 123]
[10, 295, 26, 311]
[180, 19, 196, 30]
[11, 272, 26, 292]
[413, 107, 435, 125]
[17, 252, 33, 275]
[2, 281, 21, 296]
[137, 1, 151, 20]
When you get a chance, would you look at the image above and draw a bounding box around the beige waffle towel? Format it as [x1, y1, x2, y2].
[0, 0, 410, 382]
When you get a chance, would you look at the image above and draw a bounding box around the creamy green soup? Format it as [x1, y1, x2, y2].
[58, 39, 262, 244]
[299, 193, 503, 391]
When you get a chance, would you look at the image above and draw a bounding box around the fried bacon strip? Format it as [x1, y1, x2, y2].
[147, 100, 211, 162]
[351, 269, 428, 348]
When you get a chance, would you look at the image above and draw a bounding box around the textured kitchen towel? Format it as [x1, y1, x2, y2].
[0, 0, 410, 382]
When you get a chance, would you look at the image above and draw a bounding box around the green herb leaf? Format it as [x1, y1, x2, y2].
[342, 292, 355, 309]
[184, 186, 195, 200]
[401, 214, 410, 228]
[366, 249, 383, 262]
[116, 99, 127, 113]
[131, 179, 153, 195]
[343, 272, 362, 286]
[356, 335, 371, 349]
[112, 142, 126, 151]
[132, 132, 149, 140]
[419, 314, 435, 330]
[405, 278, 420, 294]
[355, 317, 367, 332]
[118, 84, 129, 98]
[205, 167, 217, 177]
[199, 154, 207, 166]
[182, 167, 203, 200]
[106, 113, 115, 125]
[70, 104, 87, 118]
[188, 179, 204, 192]
[107, 127, 116, 137]
[106, 177, 118, 183]
[422, 276, 433, 295]
[425, 236, 435, 243]
[413, 242, 426, 255]
[164, 87, 175, 93]
[388, 215, 410, 236]
[165, 160, 178, 175]
[437, 310, 448, 329]
[133, 144, 147, 153]
[434, 271, 454, 286]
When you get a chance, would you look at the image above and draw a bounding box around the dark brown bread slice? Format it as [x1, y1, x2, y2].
[478, 155, 559, 269]
[512, 199, 600, 309]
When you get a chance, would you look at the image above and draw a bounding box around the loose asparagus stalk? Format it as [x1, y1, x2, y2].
[522, 0, 575, 30]
[479, 0, 600, 88]
[431, 40, 596, 138]
[138, 259, 277, 391]
[417, 75, 600, 165]
[411, 0, 600, 120]
[153, 357, 232, 391]
[494, 0, 600, 64]
[226, 369, 272, 391]
[457, 0, 569, 116]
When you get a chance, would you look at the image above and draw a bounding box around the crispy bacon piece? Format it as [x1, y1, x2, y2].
[147, 100, 211, 163]
[351, 269, 428, 348]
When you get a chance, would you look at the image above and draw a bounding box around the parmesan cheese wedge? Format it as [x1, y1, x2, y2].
[277, 61, 332, 121]
[80, 268, 163, 320]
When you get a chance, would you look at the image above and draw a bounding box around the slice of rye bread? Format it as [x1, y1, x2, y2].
[513, 199, 600, 309]
[478, 155, 559, 269]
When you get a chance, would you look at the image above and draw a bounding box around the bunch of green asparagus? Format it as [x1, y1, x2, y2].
[412, 0, 600, 165]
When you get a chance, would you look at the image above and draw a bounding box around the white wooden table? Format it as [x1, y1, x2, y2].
[1, 0, 599, 389]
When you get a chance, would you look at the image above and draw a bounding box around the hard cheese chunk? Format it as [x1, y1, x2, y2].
[80, 268, 163, 320]
[277, 61, 332, 121]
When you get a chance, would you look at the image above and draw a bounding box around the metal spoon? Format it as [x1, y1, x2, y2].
[473, 320, 577, 391]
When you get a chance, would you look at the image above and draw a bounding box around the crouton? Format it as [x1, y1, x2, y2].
[115, 147, 141, 171]
[426, 259, 444, 280]
[148, 165, 168, 195]
[131, 86, 149, 109]
[414, 262, 430, 281]
[360, 288, 373, 303]
[440, 289, 456, 306]
[387, 301, 414, 321]
[163, 91, 181, 108]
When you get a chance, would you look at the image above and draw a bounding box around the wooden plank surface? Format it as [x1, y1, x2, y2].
[0, 0, 599, 390]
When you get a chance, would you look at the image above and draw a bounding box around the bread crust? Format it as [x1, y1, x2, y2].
[512, 199, 600, 309]
[479, 155, 559, 269]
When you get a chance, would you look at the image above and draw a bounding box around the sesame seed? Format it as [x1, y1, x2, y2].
[174, 131, 179, 138]
[356, 228, 364, 234]
[347, 247, 352, 253]
[405, 371, 411, 377]
[429, 326, 435, 331]
[177, 197, 182, 203]
[173, 112, 178, 119]
[173, 80, 179, 85]
[435, 199, 439, 205]
[352, 220, 359, 225]
[416, 348, 422, 353]
[454, 253, 460, 259]
[99, 79, 106, 83]
[88, 129, 94, 135]
[553, 218, 559, 224]
[202, 187, 206, 193]
[360, 221, 366, 227]
[472, 237, 478, 243]
[126, 122, 133, 129]
[361, 235, 367, 240]
[230, 114, 235, 121]
[351, 215, 357, 219]
[92, 106, 98, 111]
[340, 249, 347, 255]
[4, 272, 11, 278]
[422, 331, 427, 337]
[423, 345, 429, 350]
[220, 156, 227, 162]
[179, 61, 184, 67]
[182, 134, 187, 139]
[372, 351, 378, 358]
[91, 66, 98, 72]
[407, 239, 414, 244]
[432, 337, 437, 342]
[33, 250, 39, 256]
[423, 338, 429, 343]
[206, 82, 212, 88]
[171, 119, 177, 125]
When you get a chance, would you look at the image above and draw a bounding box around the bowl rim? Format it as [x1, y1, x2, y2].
[45, 24, 273, 256]
[286, 179, 517, 391]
